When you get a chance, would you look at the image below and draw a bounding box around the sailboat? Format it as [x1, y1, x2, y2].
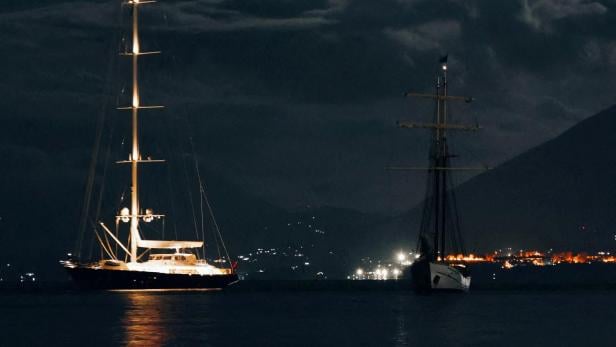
[62, 0, 238, 290]
[398, 56, 478, 292]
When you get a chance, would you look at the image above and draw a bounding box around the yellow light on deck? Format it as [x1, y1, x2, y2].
[356, 268, 363, 276]
[143, 208, 154, 223]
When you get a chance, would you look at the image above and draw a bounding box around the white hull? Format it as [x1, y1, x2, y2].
[429, 262, 471, 292]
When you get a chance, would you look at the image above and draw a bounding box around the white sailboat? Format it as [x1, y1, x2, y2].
[62, 0, 238, 289]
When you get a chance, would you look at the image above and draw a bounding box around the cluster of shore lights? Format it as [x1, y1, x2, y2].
[397, 252, 416, 266]
[354, 267, 401, 280]
[443, 254, 487, 262]
[351, 250, 616, 278]
[445, 251, 616, 265]
[352, 251, 418, 280]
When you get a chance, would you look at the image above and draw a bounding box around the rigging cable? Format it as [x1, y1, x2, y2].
[189, 136, 211, 258]
[78, 1, 123, 260]
[178, 118, 202, 258]
[198, 162, 232, 264]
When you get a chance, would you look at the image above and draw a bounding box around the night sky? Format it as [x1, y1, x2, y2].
[2, 0, 616, 273]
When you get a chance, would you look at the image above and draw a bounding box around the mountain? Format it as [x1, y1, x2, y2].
[205, 177, 383, 251]
[394, 104, 616, 253]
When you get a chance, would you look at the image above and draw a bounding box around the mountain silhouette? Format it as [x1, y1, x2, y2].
[394, 104, 616, 253]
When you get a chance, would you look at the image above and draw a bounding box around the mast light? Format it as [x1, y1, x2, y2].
[143, 208, 154, 223]
[120, 207, 130, 223]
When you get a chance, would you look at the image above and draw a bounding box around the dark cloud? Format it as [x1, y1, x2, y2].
[2, 0, 616, 221]
[518, 0, 608, 32]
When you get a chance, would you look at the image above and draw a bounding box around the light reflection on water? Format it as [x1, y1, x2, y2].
[122, 292, 169, 346]
[393, 296, 408, 347]
[118, 289, 221, 346]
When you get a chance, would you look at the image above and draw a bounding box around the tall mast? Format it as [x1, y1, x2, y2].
[397, 55, 479, 261]
[122, 0, 163, 262]
[432, 76, 441, 260]
[440, 61, 448, 260]
[130, 0, 141, 263]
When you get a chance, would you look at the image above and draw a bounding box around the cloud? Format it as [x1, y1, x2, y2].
[519, 0, 608, 31]
[578, 39, 616, 68]
[1, 0, 338, 35]
[3, 0, 616, 216]
[304, 0, 351, 16]
[383, 20, 461, 51]
[0, 2, 114, 28]
[158, 0, 338, 32]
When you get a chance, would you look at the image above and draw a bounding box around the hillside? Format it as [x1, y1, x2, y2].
[394, 105, 616, 252]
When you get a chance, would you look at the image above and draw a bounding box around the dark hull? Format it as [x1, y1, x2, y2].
[65, 266, 239, 290]
[409, 257, 432, 293]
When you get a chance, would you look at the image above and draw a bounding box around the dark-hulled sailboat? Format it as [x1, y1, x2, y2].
[62, 0, 238, 290]
[398, 56, 479, 292]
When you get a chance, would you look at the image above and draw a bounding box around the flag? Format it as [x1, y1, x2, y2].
[439, 54, 448, 64]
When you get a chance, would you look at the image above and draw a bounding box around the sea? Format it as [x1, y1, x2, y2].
[1, 282, 614, 346]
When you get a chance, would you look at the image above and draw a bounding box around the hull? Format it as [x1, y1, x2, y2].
[65, 266, 239, 290]
[409, 257, 432, 293]
[411, 259, 471, 292]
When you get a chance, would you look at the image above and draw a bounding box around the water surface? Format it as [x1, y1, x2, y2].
[1, 288, 614, 346]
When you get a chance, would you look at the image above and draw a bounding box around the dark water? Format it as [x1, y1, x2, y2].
[1, 287, 615, 346]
